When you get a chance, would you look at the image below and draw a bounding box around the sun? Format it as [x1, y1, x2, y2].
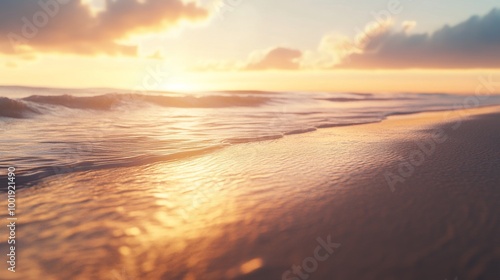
[162, 81, 200, 93]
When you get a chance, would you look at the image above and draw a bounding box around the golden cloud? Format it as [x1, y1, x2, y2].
[0, 0, 208, 56]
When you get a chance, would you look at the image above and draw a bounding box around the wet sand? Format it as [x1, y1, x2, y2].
[1, 106, 500, 280]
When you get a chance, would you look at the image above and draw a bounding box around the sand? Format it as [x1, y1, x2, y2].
[1, 106, 499, 280]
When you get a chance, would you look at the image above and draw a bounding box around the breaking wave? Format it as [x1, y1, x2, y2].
[0, 93, 270, 118]
[0, 97, 40, 118]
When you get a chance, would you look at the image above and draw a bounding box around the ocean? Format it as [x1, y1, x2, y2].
[2, 87, 500, 279]
[2, 86, 500, 190]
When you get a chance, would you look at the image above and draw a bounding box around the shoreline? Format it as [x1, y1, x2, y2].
[2, 106, 500, 279]
[5, 104, 500, 192]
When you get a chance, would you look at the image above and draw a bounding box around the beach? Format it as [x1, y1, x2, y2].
[1, 106, 500, 280]
[2, 1, 500, 279]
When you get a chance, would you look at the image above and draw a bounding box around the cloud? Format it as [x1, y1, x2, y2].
[338, 8, 500, 69]
[244, 47, 302, 70]
[199, 8, 500, 72]
[183, 8, 500, 72]
[0, 0, 208, 56]
[301, 19, 393, 69]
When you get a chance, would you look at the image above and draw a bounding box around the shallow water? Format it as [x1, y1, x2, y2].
[1, 109, 499, 280]
[1, 119, 390, 279]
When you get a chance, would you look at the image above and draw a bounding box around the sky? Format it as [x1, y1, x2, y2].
[0, 0, 499, 93]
